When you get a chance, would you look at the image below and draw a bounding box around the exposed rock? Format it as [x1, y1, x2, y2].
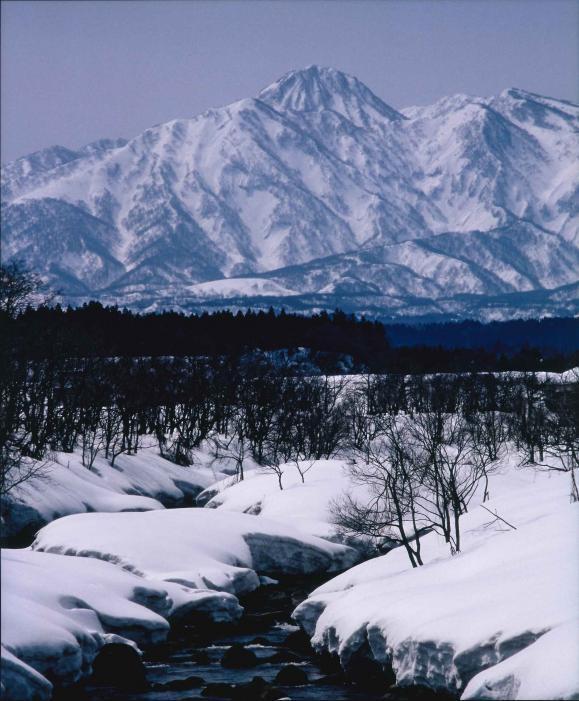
[233, 676, 286, 701]
[201, 682, 236, 698]
[221, 643, 259, 668]
[274, 663, 309, 685]
[153, 675, 204, 691]
[345, 652, 393, 693]
[266, 649, 302, 663]
[91, 643, 147, 689]
[283, 628, 313, 654]
[313, 671, 346, 685]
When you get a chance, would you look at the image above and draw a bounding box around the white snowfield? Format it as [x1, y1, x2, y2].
[198, 459, 370, 541]
[1, 443, 227, 540]
[293, 464, 579, 700]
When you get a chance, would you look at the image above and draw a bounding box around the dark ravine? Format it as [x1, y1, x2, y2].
[51, 574, 456, 701]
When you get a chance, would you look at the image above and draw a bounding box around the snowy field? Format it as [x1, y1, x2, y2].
[198, 458, 371, 541]
[1, 404, 578, 699]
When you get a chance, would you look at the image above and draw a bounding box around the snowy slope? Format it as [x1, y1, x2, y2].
[2, 66, 577, 318]
[292, 461, 579, 699]
[197, 459, 371, 542]
[1, 443, 227, 541]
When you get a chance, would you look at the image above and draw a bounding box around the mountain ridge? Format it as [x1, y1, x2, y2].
[2, 66, 577, 320]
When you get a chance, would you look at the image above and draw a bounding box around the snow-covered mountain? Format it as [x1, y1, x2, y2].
[2, 66, 577, 319]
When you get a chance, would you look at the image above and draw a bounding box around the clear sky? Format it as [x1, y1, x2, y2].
[1, 0, 577, 163]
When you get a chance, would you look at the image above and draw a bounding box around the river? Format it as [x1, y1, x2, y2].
[50, 572, 417, 701]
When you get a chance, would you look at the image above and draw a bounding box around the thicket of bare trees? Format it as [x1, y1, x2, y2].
[332, 371, 577, 564]
[1, 331, 577, 560]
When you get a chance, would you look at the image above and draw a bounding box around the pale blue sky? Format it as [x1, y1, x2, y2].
[1, 0, 577, 162]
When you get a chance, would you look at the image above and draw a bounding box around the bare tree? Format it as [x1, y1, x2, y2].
[210, 414, 249, 482]
[333, 415, 426, 567]
[409, 410, 490, 554]
[537, 372, 579, 502]
[0, 442, 52, 497]
[0, 261, 44, 318]
[291, 456, 316, 483]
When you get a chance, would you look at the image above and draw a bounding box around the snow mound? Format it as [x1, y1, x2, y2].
[1, 444, 226, 541]
[462, 622, 579, 700]
[1, 549, 167, 695]
[198, 459, 369, 541]
[293, 465, 579, 699]
[31, 507, 359, 596]
[1, 547, 243, 699]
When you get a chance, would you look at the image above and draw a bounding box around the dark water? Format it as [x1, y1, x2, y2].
[55, 575, 396, 701]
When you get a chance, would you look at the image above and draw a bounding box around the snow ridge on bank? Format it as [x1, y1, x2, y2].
[31, 508, 359, 594]
[292, 463, 579, 700]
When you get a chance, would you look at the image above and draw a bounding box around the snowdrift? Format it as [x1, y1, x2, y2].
[293, 464, 579, 700]
[2, 503, 358, 699]
[1, 547, 243, 699]
[31, 508, 359, 595]
[198, 459, 370, 542]
[1, 443, 227, 541]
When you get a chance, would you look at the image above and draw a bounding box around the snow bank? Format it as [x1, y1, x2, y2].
[1, 443, 227, 541]
[198, 459, 370, 542]
[1, 547, 243, 699]
[31, 507, 359, 596]
[293, 464, 579, 699]
[1, 549, 167, 695]
[462, 622, 579, 700]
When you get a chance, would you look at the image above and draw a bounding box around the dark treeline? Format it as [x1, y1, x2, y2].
[2, 302, 578, 372]
[385, 317, 579, 354]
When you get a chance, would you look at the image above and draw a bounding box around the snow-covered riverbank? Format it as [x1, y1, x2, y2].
[2, 443, 578, 700]
[1, 443, 230, 543]
[1, 508, 358, 700]
[292, 462, 579, 700]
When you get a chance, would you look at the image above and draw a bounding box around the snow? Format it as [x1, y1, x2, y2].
[198, 459, 370, 542]
[188, 277, 299, 299]
[31, 507, 360, 595]
[1, 498, 358, 696]
[292, 462, 579, 698]
[1, 646, 52, 701]
[1, 549, 166, 693]
[3, 66, 577, 314]
[1, 442, 227, 540]
[0, 546, 245, 698]
[462, 622, 579, 700]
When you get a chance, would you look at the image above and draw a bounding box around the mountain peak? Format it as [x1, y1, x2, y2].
[257, 65, 404, 124]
